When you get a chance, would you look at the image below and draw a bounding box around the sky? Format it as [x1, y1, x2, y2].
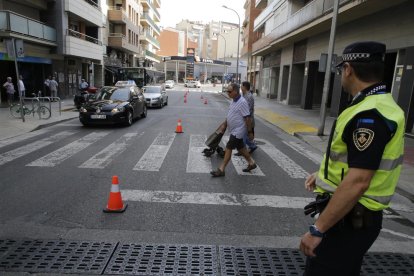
[159, 0, 246, 28]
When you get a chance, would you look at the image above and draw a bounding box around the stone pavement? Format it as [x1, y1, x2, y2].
[0, 86, 413, 201]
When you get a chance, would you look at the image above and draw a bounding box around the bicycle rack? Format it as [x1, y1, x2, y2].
[21, 97, 41, 119]
[49, 97, 62, 116]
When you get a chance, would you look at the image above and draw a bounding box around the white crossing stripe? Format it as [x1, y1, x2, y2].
[133, 133, 176, 171]
[122, 189, 313, 208]
[186, 135, 213, 173]
[256, 138, 309, 178]
[283, 141, 322, 164]
[79, 132, 142, 169]
[0, 131, 76, 166]
[222, 136, 265, 176]
[0, 129, 50, 149]
[26, 132, 110, 167]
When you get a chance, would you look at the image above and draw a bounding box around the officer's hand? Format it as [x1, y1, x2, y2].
[299, 232, 322, 257]
[305, 173, 316, 192]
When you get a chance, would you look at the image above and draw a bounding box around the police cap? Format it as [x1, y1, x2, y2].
[337, 41, 386, 66]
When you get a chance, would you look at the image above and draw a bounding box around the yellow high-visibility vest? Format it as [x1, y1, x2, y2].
[316, 93, 405, 211]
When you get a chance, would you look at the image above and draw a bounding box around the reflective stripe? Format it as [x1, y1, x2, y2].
[111, 184, 120, 193]
[330, 151, 403, 171]
[315, 176, 336, 193]
[316, 175, 393, 205]
[378, 155, 404, 170]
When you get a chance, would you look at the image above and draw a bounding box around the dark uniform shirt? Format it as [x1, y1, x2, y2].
[342, 83, 395, 170]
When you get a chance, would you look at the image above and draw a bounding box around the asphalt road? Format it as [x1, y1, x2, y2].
[1, 87, 413, 254]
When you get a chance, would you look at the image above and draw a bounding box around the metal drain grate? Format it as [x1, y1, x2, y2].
[220, 247, 305, 276]
[104, 243, 217, 275]
[0, 239, 116, 274]
[362, 252, 414, 275]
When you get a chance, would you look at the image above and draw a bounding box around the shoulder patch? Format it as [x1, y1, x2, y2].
[353, 128, 374, 151]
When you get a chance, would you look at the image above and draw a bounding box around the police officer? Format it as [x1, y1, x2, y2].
[299, 41, 405, 275]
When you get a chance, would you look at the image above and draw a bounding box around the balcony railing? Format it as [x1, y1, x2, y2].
[253, 0, 350, 53]
[145, 49, 161, 62]
[83, 0, 100, 10]
[140, 12, 160, 34]
[67, 29, 102, 45]
[0, 10, 56, 43]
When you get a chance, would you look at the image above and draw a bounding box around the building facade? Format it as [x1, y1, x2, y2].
[252, 0, 414, 135]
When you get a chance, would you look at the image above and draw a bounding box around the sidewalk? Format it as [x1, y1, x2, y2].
[0, 99, 79, 141]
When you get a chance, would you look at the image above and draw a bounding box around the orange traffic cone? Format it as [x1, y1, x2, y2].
[175, 119, 184, 133]
[184, 96, 187, 103]
[103, 175, 127, 213]
[204, 98, 208, 105]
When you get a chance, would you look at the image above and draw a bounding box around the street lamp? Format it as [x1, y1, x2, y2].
[214, 33, 227, 90]
[222, 5, 240, 84]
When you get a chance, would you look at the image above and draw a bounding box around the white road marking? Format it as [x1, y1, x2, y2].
[256, 138, 309, 178]
[79, 132, 142, 169]
[122, 189, 314, 208]
[381, 228, 414, 240]
[222, 136, 265, 176]
[26, 132, 109, 167]
[0, 129, 50, 149]
[0, 131, 76, 166]
[186, 135, 212, 173]
[283, 141, 322, 164]
[133, 133, 176, 171]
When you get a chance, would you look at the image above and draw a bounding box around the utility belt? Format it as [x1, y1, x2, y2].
[304, 193, 382, 230]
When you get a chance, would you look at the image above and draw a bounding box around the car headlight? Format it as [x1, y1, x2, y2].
[111, 106, 125, 113]
[80, 107, 87, 113]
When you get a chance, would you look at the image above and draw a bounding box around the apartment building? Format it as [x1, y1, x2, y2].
[242, 0, 264, 94]
[252, 0, 414, 134]
[105, 0, 161, 85]
[0, 0, 105, 100]
[0, 0, 57, 104]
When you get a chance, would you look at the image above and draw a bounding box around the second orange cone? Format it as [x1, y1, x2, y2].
[103, 175, 127, 213]
[175, 119, 184, 133]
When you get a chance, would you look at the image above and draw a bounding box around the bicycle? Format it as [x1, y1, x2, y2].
[10, 101, 51, 119]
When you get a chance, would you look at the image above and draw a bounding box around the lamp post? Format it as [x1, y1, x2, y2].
[222, 5, 240, 84]
[214, 33, 227, 90]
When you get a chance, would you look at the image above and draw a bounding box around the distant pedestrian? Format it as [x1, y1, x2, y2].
[44, 76, 51, 96]
[79, 78, 89, 91]
[235, 81, 257, 155]
[48, 76, 59, 100]
[3, 77, 15, 106]
[18, 75, 25, 98]
[210, 83, 257, 177]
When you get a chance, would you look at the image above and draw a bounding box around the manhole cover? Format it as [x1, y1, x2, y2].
[104, 243, 218, 275]
[0, 239, 116, 274]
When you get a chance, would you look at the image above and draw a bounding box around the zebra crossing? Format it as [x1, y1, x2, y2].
[0, 129, 319, 178]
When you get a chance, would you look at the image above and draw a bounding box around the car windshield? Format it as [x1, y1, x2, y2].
[144, 87, 161, 93]
[96, 87, 130, 101]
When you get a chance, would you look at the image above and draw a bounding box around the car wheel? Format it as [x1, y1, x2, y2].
[141, 105, 147, 118]
[125, 110, 133, 126]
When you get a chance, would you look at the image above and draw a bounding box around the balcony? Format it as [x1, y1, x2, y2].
[65, 0, 103, 27]
[255, 0, 268, 9]
[140, 12, 160, 35]
[253, 0, 281, 31]
[65, 29, 103, 60]
[0, 11, 56, 45]
[153, 0, 161, 9]
[253, 0, 351, 54]
[108, 33, 142, 54]
[107, 6, 128, 24]
[145, 49, 161, 63]
[139, 31, 160, 49]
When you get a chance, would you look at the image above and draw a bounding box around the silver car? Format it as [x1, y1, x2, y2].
[143, 85, 168, 108]
[184, 80, 201, 88]
[165, 80, 175, 89]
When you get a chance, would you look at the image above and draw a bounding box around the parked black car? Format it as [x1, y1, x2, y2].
[79, 84, 147, 126]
